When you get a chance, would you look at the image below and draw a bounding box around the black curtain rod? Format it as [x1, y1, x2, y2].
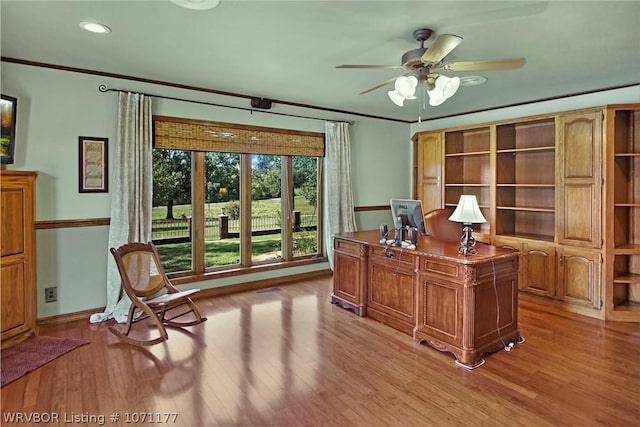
[98, 85, 354, 125]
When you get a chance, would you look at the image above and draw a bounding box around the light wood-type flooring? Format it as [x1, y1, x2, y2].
[1, 275, 639, 426]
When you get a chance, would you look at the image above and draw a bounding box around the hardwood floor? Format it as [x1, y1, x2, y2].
[2, 275, 639, 426]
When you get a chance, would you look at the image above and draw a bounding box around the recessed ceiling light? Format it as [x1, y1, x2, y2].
[79, 21, 111, 34]
[170, 0, 221, 10]
[459, 76, 488, 87]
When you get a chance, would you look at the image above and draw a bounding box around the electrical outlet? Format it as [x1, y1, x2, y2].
[45, 286, 57, 303]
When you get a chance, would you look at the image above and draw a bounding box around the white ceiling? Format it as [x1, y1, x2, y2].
[1, 1, 639, 122]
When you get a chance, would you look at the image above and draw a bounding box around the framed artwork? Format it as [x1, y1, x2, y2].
[79, 136, 108, 193]
[1, 94, 17, 164]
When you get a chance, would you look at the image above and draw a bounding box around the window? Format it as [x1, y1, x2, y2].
[251, 154, 282, 264]
[151, 149, 193, 273]
[292, 156, 319, 257]
[204, 152, 241, 269]
[152, 116, 325, 277]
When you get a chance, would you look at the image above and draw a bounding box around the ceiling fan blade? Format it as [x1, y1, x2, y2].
[337, 65, 404, 70]
[359, 76, 402, 95]
[421, 34, 463, 65]
[441, 58, 526, 71]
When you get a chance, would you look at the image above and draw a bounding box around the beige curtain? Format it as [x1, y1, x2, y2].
[323, 121, 357, 270]
[90, 92, 153, 323]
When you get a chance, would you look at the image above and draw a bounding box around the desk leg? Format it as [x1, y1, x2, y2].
[331, 295, 366, 317]
[455, 358, 486, 370]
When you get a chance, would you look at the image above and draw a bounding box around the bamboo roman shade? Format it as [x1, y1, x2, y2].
[154, 115, 325, 157]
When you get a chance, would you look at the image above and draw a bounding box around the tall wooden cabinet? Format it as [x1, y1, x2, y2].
[555, 111, 603, 312]
[414, 104, 640, 321]
[413, 131, 443, 212]
[557, 111, 602, 248]
[1, 170, 37, 348]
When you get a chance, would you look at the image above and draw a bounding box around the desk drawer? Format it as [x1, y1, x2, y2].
[419, 256, 519, 285]
[369, 245, 416, 268]
[419, 258, 462, 281]
[334, 238, 364, 256]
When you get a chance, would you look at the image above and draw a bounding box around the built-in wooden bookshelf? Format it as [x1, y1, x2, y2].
[444, 127, 491, 235]
[414, 103, 640, 321]
[608, 108, 640, 319]
[495, 118, 556, 241]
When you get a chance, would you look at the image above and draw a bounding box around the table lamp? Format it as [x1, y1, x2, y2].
[448, 195, 487, 255]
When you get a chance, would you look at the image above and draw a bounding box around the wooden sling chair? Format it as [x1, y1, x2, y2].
[108, 242, 207, 346]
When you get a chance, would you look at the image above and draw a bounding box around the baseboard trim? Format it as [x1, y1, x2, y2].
[37, 307, 105, 327]
[36, 268, 333, 326]
[194, 268, 332, 299]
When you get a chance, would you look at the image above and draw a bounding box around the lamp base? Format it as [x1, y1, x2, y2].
[458, 223, 477, 256]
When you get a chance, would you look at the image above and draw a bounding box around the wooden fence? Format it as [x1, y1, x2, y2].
[152, 212, 316, 244]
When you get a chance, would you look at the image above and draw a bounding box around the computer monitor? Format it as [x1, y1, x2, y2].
[390, 199, 426, 234]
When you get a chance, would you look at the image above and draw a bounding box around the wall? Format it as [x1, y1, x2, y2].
[1, 61, 409, 318]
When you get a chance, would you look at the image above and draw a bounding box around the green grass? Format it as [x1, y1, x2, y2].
[156, 234, 283, 272]
[153, 196, 316, 220]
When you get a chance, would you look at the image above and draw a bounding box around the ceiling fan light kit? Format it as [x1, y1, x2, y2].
[427, 86, 446, 106]
[337, 27, 525, 113]
[426, 75, 461, 106]
[437, 75, 461, 98]
[388, 90, 407, 107]
[388, 75, 418, 106]
[396, 76, 418, 98]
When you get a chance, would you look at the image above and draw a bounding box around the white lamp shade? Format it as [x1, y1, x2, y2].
[448, 195, 487, 224]
[436, 75, 461, 99]
[427, 86, 446, 106]
[395, 75, 418, 98]
[388, 90, 405, 106]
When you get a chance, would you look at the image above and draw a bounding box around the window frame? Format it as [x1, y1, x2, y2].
[152, 117, 327, 283]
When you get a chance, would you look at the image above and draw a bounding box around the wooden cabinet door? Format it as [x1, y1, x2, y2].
[367, 247, 417, 335]
[557, 247, 601, 309]
[492, 237, 525, 290]
[557, 111, 602, 248]
[1, 260, 27, 335]
[332, 238, 368, 316]
[522, 242, 556, 298]
[414, 132, 443, 213]
[1, 172, 37, 349]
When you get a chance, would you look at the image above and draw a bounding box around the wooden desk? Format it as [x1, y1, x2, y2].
[332, 230, 521, 369]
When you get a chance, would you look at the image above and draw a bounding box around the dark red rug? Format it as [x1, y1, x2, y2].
[1, 334, 90, 387]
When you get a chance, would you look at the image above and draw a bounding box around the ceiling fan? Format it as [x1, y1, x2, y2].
[337, 28, 525, 104]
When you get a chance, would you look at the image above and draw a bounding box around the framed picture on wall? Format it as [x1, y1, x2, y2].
[1, 94, 17, 164]
[79, 136, 108, 193]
